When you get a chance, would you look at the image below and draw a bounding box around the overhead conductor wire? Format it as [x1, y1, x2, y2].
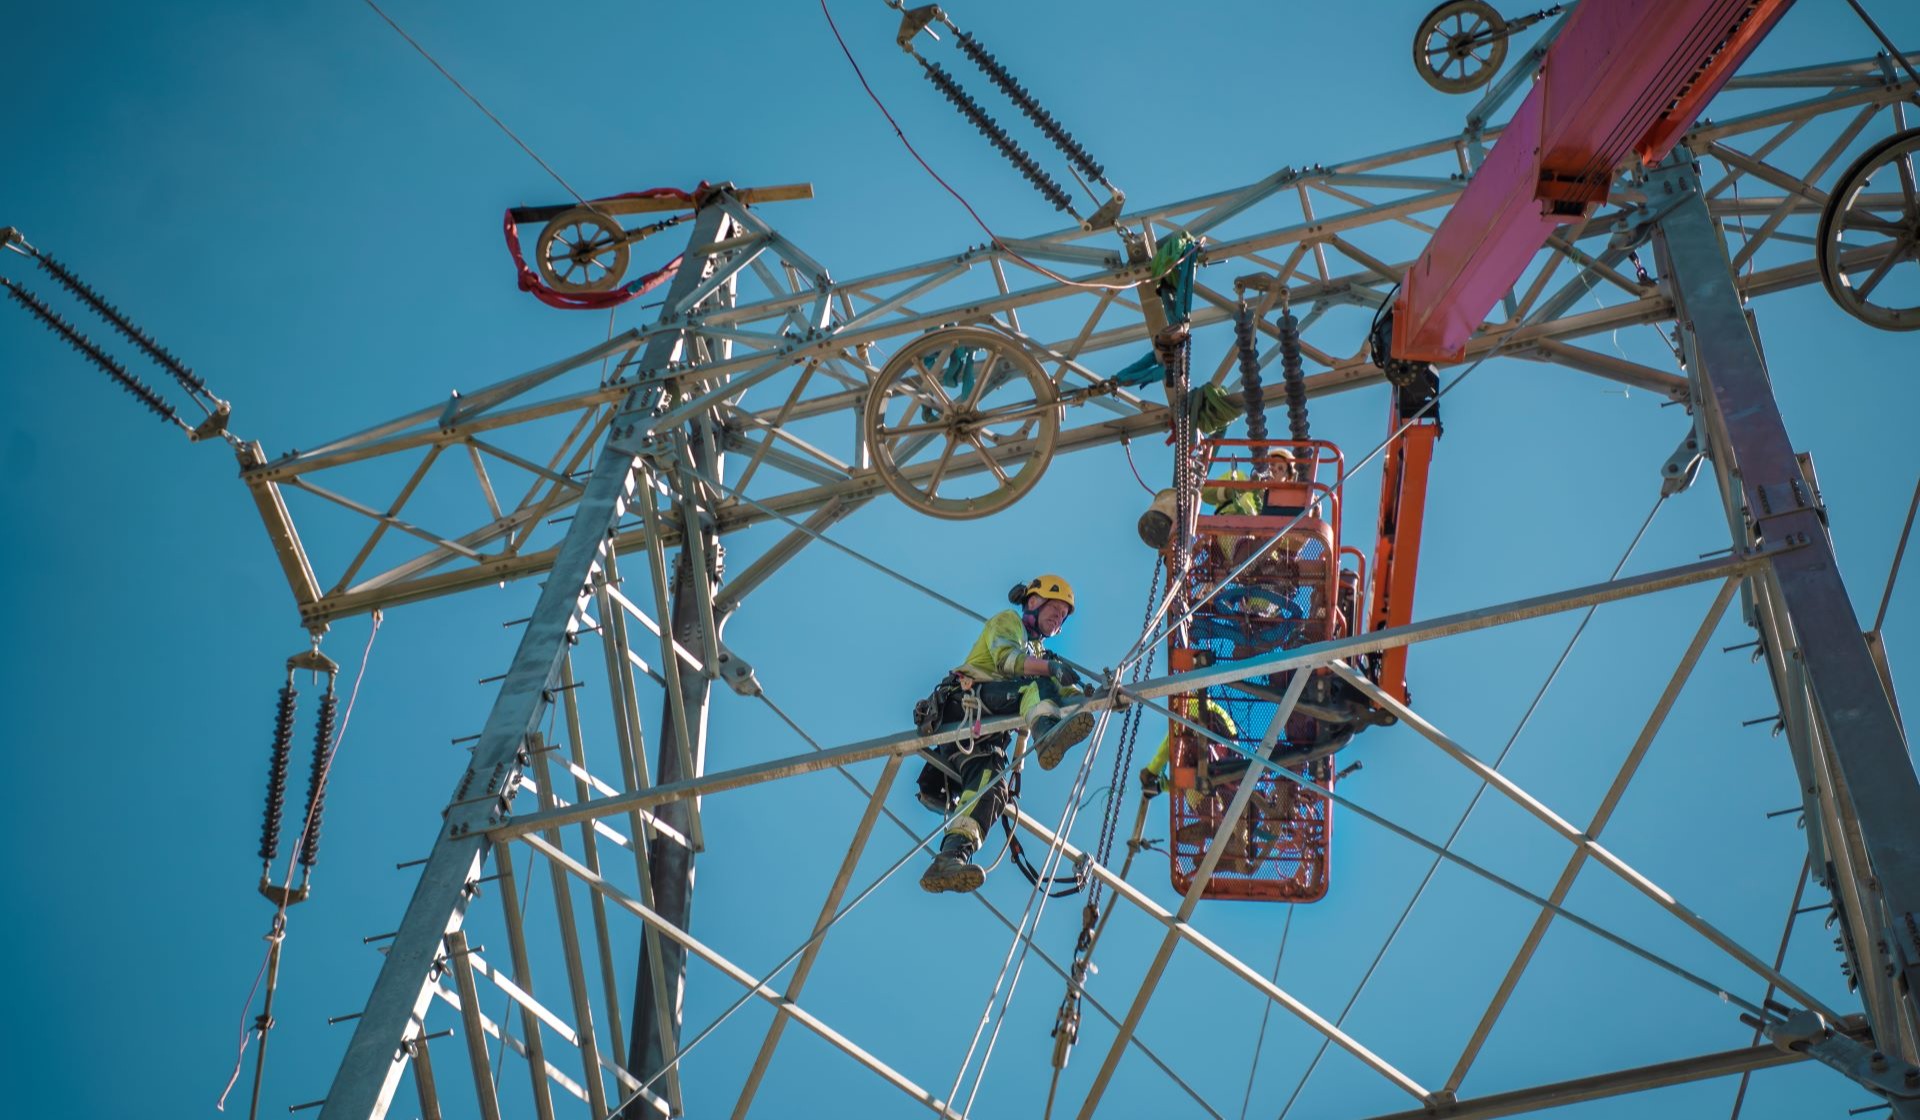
[950, 709, 1119, 1117]
[1238, 905, 1296, 1120]
[661, 478, 1219, 1111]
[216, 613, 383, 1112]
[1275, 494, 1665, 1118]
[1727, 855, 1813, 1120]
[819, 0, 1141, 294]
[966, 569, 1169, 1116]
[755, 689, 1224, 1117]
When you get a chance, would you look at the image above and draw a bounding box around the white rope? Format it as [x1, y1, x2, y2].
[954, 712, 1116, 1117]
[756, 689, 1224, 1116]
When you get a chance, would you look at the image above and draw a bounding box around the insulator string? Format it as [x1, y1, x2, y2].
[951, 29, 1106, 185]
[916, 56, 1075, 212]
[1, 277, 187, 429]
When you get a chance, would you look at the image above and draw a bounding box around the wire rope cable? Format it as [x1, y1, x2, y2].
[950, 713, 1115, 1118]
[1238, 905, 1296, 1120]
[1727, 855, 1813, 1120]
[358, 0, 620, 227]
[1275, 494, 1665, 1118]
[1137, 682, 1776, 1020]
[1873, 474, 1920, 634]
[1115, 246, 1628, 680]
[817, 0, 1140, 293]
[958, 558, 1171, 1115]
[754, 688, 1225, 1117]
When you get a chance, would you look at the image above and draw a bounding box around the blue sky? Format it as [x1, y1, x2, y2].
[3, 1, 1918, 1117]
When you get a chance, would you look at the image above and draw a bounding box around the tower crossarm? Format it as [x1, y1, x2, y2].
[236, 56, 1914, 630]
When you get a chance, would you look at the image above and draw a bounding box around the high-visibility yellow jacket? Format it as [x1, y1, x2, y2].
[1145, 697, 1239, 780]
[955, 609, 1047, 683]
[1201, 469, 1262, 518]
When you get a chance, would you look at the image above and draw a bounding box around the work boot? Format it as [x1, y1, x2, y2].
[920, 833, 985, 894]
[1033, 706, 1096, 771]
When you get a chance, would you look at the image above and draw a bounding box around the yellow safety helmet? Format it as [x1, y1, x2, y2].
[1022, 573, 1075, 612]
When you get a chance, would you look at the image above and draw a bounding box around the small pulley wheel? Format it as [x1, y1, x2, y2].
[1817, 127, 1920, 331]
[535, 207, 630, 293]
[863, 326, 1060, 520]
[1413, 0, 1508, 95]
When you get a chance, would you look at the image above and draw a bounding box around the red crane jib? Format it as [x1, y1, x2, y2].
[1391, 0, 1792, 363]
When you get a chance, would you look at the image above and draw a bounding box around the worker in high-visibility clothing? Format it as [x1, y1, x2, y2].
[1142, 692, 1295, 872]
[1139, 694, 1239, 807]
[917, 574, 1094, 894]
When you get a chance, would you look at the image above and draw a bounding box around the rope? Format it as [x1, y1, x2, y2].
[1237, 905, 1296, 1120]
[948, 715, 1112, 1116]
[1092, 561, 1162, 895]
[620, 689, 1035, 1108]
[1276, 495, 1666, 1118]
[215, 613, 383, 1112]
[1121, 436, 1157, 496]
[757, 691, 1225, 1118]
[1873, 474, 1919, 635]
[1040, 562, 1165, 1117]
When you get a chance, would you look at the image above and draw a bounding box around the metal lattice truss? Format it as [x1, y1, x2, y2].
[300, 50, 1920, 1120]
[244, 54, 1917, 630]
[390, 550, 1881, 1120]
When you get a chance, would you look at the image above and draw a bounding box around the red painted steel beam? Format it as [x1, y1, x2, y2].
[1392, 0, 1794, 362]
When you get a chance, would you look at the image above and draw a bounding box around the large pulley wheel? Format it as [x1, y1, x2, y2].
[863, 327, 1060, 520]
[535, 206, 630, 293]
[1413, 0, 1508, 94]
[1817, 127, 1920, 331]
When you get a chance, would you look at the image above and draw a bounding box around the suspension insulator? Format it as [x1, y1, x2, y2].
[917, 57, 1074, 211]
[298, 686, 339, 869]
[34, 252, 208, 394]
[1278, 309, 1310, 442]
[1, 278, 183, 427]
[259, 683, 298, 864]
[1234, 305, 1268, 444]
[952, 30, 1106, 184]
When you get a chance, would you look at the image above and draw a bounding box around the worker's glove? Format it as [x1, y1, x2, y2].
[1139, 767, 1164, 797]
[1048, 658, 1082, 690]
